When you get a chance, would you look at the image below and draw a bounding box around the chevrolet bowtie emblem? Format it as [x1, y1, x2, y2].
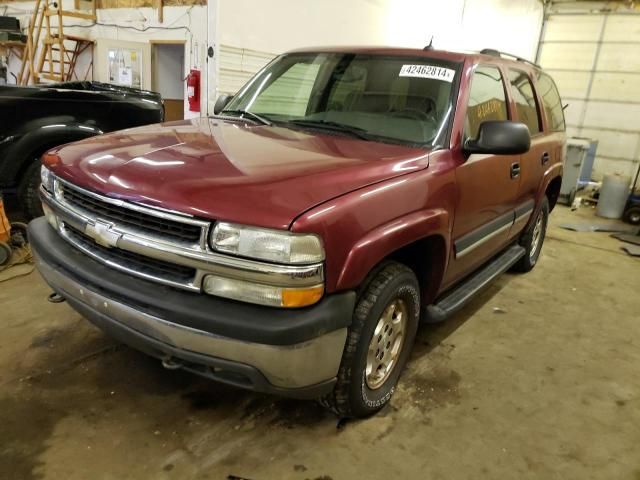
[85, 221, 121, 248]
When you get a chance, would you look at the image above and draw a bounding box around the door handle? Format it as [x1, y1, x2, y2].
[510, 162, 521, 179]
[541, 152, 550, 165]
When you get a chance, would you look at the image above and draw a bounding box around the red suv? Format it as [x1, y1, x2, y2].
[30, 47, 565, 418]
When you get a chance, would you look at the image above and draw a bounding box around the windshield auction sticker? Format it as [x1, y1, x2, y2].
[399, 65, 455, 82]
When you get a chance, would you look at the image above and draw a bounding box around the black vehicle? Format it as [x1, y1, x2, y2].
[0, 81, 163, 218]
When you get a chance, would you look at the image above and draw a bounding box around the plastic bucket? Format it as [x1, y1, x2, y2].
[596, 174, 631, 219]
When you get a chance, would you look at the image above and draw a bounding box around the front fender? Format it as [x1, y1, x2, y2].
[336, 208, 450, 290]
[0, 123, 102, 187]
[291, 166, 457, 293]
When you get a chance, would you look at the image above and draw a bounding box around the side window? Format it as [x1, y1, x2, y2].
[251, 62, 321, 116]
[465, 66, 508, 140]
[508, 70, 541, 135]
[536, 72, 566, 132]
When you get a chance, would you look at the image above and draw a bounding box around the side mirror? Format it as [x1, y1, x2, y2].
[464, 121, 531, 155]
[213, 94, 234, 115]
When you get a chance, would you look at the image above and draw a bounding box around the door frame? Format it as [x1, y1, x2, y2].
[149, 39, 186, 93]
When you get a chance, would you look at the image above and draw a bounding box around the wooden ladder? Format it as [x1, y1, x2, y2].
[18, 0, 96, 85]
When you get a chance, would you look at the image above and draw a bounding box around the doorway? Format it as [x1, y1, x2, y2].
[151, 41, 185, 122]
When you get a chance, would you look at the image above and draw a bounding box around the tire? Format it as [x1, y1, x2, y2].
[320, 261, 420, 418]
[513, 196, 549, 272]
[623, 206, 640, 225]
[18, 159, 44, 219]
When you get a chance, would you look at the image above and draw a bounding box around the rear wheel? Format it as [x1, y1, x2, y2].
[18, 159, 44, 220]
[320, 262, 420, 418]
[513, 196, 549, 272]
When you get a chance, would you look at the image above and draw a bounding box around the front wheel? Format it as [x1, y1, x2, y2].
[320, 262, 420, 418]
[513, 196, 549, 272]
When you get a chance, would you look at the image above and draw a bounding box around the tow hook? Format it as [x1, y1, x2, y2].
[161, 356, 183, 370]
[47, 292, 66, 303]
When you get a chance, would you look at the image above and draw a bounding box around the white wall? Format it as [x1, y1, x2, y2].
[215, 0, 542, 57]
[209, 0, 544, 110]
[385, 0, 543, 60]
[216, 0, 388, 53]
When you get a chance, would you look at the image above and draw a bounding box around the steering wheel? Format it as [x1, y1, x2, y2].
[390, 107, 433, 122]
[389, 99, 437, 123]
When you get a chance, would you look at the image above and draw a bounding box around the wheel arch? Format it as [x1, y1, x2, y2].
[1, 125, 102, 188]
[545, 175, 562, 211]
[384, 234, 448, 305]
[336, 209, 450, 305]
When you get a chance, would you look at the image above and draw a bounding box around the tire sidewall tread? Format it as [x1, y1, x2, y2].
[321, 262, 420, 418]
[513, 196, 549, 272]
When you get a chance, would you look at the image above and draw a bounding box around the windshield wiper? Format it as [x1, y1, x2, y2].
[218, 109, 272, 126]
[283, 119, 373, 141]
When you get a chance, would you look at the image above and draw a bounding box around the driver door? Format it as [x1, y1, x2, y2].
[444, 65, 520, 286]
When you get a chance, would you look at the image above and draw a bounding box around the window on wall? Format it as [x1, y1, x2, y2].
[465, 66, 508, 140]
[536, 72, 566, 132]
[508, 70, 541, 135]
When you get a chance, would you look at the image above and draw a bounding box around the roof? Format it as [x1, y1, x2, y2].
[285, 46, 540, 70]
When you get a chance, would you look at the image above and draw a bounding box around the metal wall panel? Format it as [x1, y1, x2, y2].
[550, 70, 591, 98]
[597, 44, 640, 71]
[543, 15, 603, 41]
[538, 43, 598, 70]
[602, 14, 640, 42]
[538, 11, 640, 178]
[582, 101, 639, 130]
[563, 99, 586, 127]
[217, 45, 275, 97]
[591, 73, 640, 102]
[581, 128, 639, 159]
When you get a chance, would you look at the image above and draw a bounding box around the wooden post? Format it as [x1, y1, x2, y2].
[155, 0, 164, 23]
[18, 0, 40, 84]
[57, 2, 65, 81]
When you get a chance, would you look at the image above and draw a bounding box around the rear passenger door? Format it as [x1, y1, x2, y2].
[445, 65, 520, 284]
[506, 69, 546, 234]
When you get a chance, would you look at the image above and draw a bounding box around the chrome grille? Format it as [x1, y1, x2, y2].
[43, 175, 323, 295]
[61, 182, 203, 244]
[64, 224, 197, 284]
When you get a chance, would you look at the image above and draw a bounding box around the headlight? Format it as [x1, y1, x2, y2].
[210, 222, 324, 264]
[203, 274, 324, 308]
[40, 165, 55, 193]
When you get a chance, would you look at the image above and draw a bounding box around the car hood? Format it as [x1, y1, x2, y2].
[47, 117, 431, 229]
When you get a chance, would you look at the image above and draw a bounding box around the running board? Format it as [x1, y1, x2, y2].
[423, 244, 526, 323]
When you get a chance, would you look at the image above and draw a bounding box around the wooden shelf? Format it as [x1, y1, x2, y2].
[0, 41, 26, 48]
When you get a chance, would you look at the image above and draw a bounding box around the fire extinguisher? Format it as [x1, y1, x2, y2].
[187, 68, 200, 113]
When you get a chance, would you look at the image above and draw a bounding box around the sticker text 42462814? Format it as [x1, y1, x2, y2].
[399, 65, 455, 83]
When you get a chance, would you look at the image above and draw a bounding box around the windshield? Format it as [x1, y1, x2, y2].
[222, 53, 460, 147]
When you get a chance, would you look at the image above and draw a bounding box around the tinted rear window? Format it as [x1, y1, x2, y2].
[508, 70, 541, 135]
[536, 72, 565, 132]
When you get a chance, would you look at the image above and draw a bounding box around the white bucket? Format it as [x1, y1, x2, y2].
[596, 174, 631, 219]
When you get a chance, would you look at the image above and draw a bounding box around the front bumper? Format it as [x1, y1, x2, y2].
[29, 218, 355, 399]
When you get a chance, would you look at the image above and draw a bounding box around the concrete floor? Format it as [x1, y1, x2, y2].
[1, 205, 639, 480]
